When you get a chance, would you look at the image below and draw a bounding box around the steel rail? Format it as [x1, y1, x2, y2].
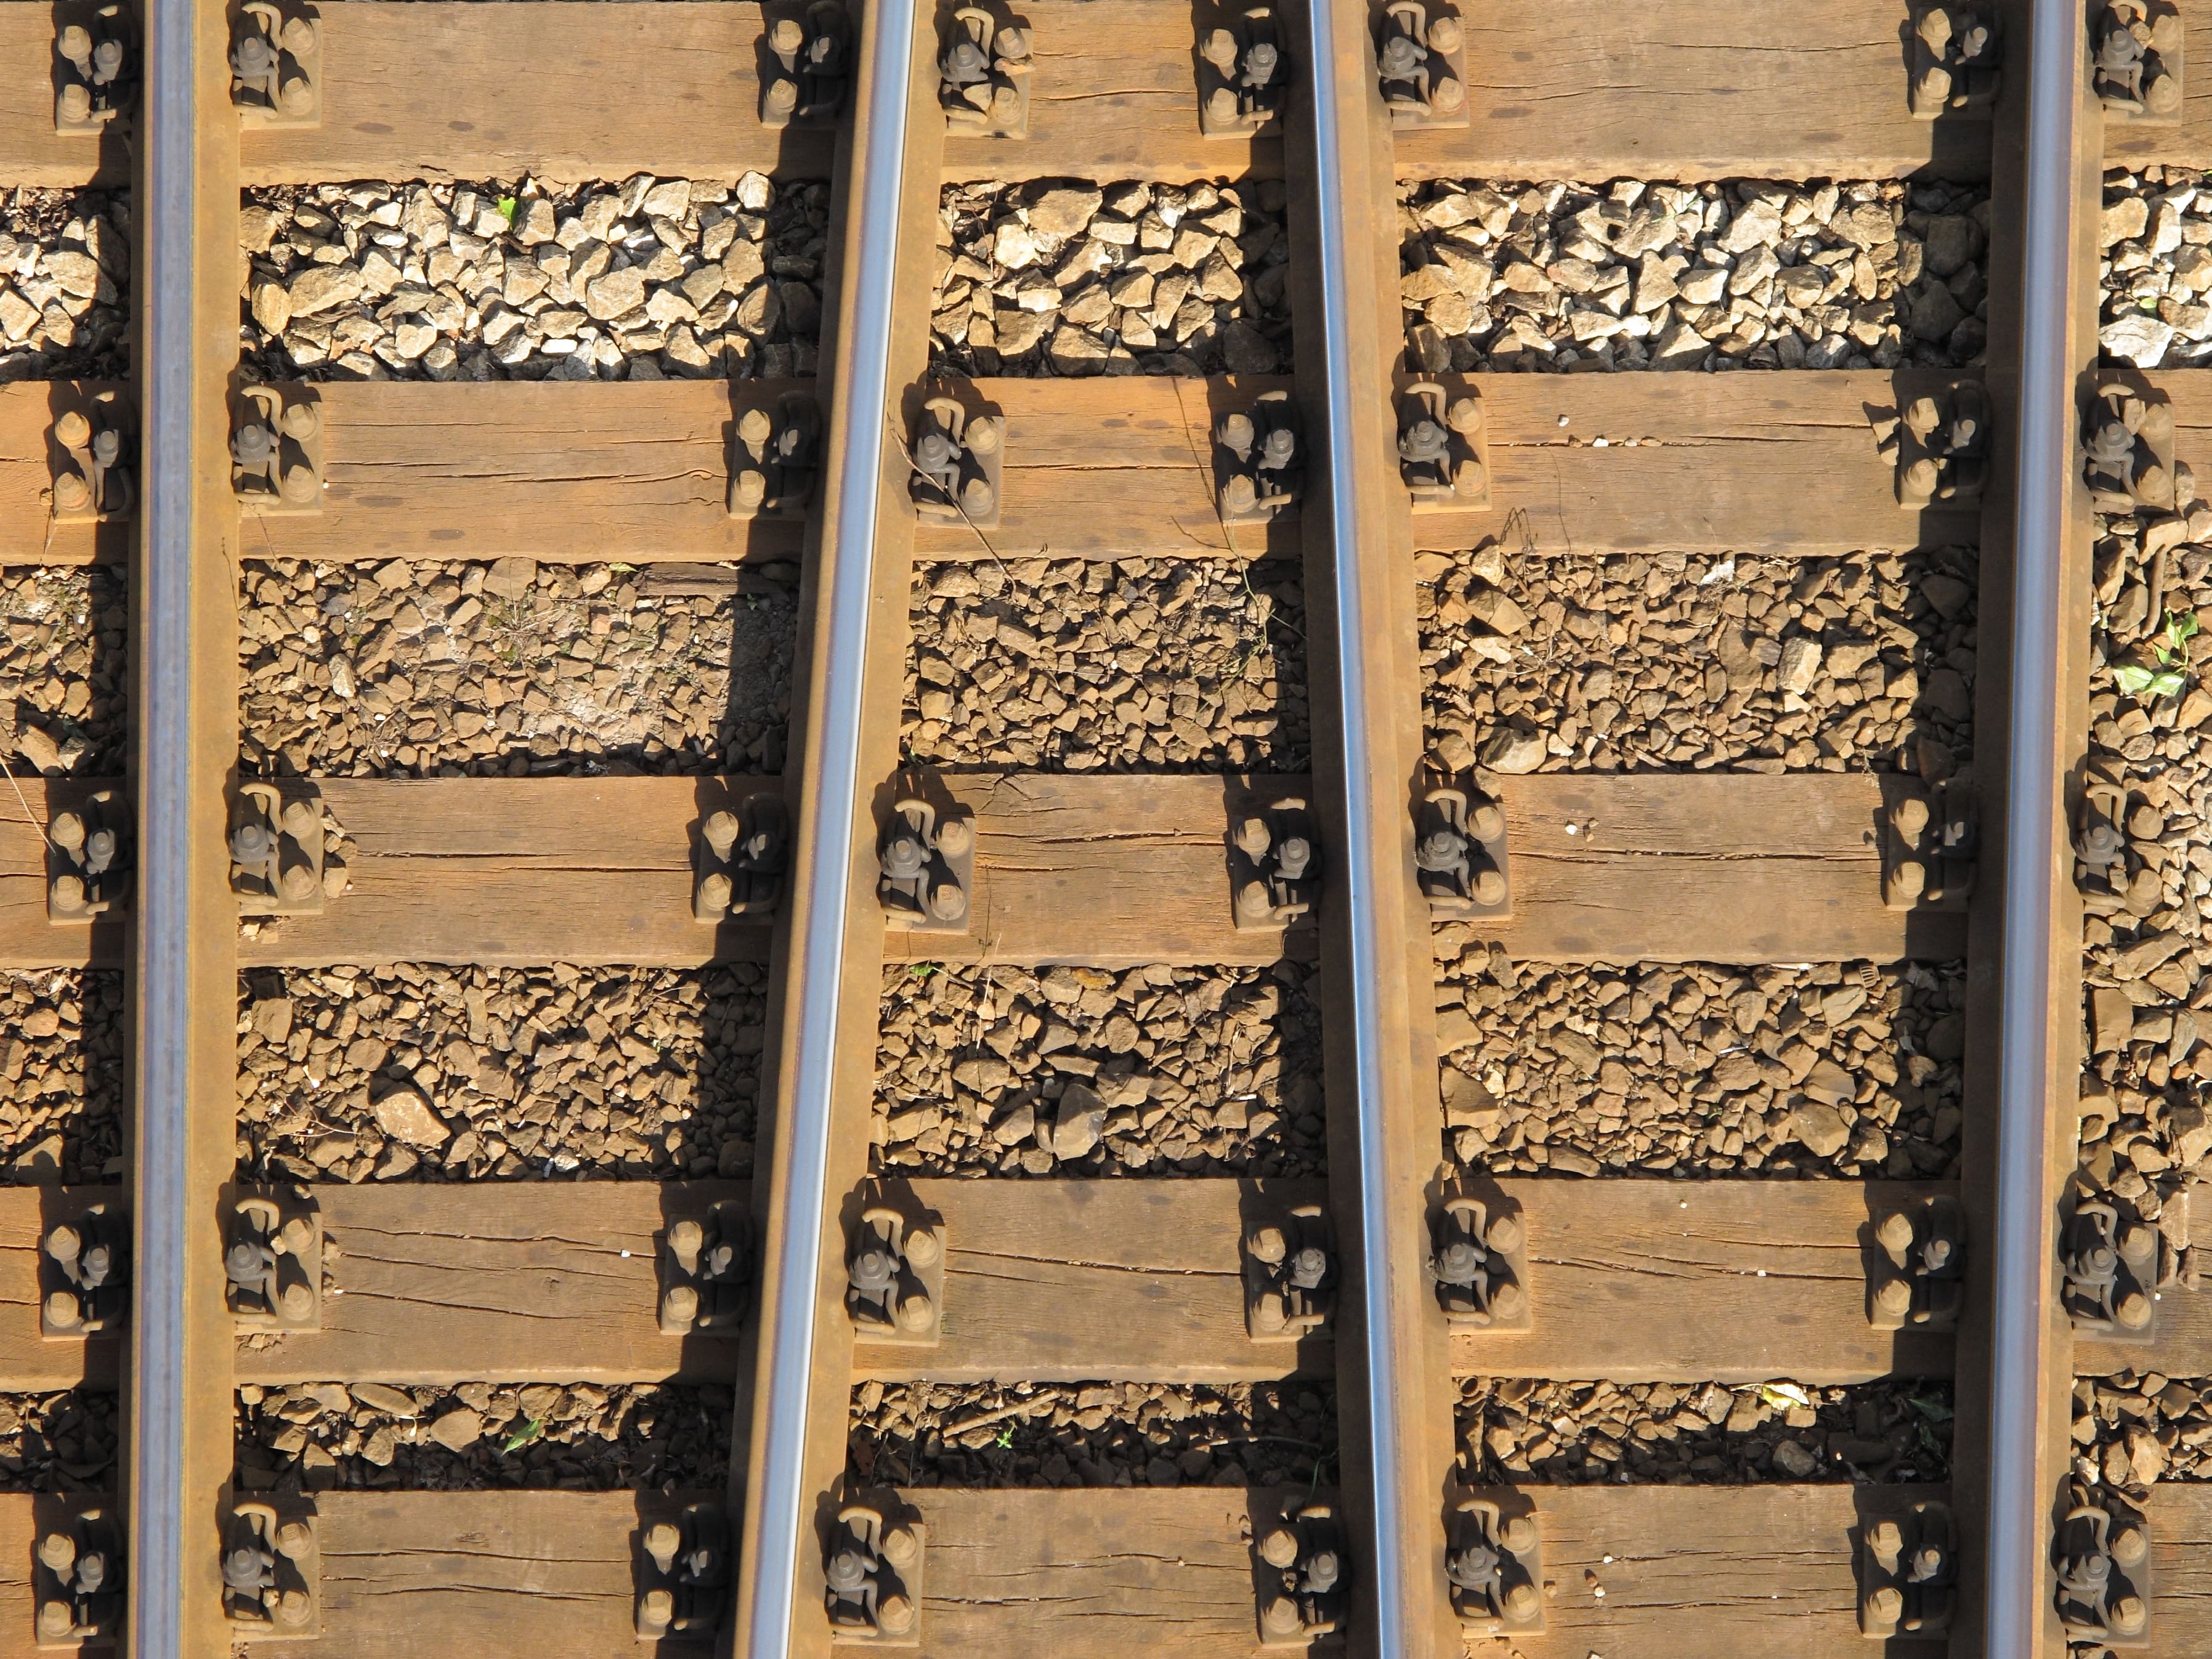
[1985, 0, 2083, 1652]
[131, 0, 204, 1650]
[740, 2, 917, 1653]
[1302, 1, 1409, 1653]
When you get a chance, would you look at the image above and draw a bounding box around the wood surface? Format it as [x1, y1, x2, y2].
[1460, 1179, 1956, 1385]
[239, 3, 830, 186]
[0, 771, 1963, 970]
[0, 382, 128, 566]
[1423, 370, 1983, 558]
[2142, 1485, 2212, 1651]
[240, 1488, 721, 1659]
[0, 5, 130, 190]
[854, 1177, 1331, 1383]
[941, 1, 1279, 183]
[238, 1181, 747, 1387]
[1396, 0, 1990, 183]
[229, 376, 1297, 567]
[1489, 1483, 1953, 1658]
[2110, 10, 2212, 168]
[0, 1186, 115, 1391]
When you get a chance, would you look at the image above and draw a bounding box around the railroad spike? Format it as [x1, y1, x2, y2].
[230, 0, 321, 128]
[1857, 1500, 1958, 1637]
[1446, 1494, 1542, 1636]
[1905, 2, 2000, 118]
[938, 2, 1031, 138]
[2092, 0, 2183, 122]
[634, 1503, 730, 1639]
[825, 1494, 925, 1642]
[1195, 4, 1288, 138]
[1375, 0, 1467, 128]
[2054, 1478, 2151, 1644]
[46, 789, 132, 925]
[222, 1498, 319, 1636]
[54, 5, 136, 136]
[1254, 1500, 1348, 1645]
[225, 1190, 324, 1334]
[759, 1, 851, 129]
[48, 390, 136, 524]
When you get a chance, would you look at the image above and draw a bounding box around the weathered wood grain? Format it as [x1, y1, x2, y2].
[240, 1182, 747, 1387]
[0, 382, 129, 567]
[1420, 370, 1982, 557]
[239, 3, 830, 186]
[941, 2, 1279, 182]
[0, 6, 130, 190]
[0, 772, 1961, 969]
[0, 1187, 115, 1390]
[1397, 0, 1989, 182]
[2111, 13, 2212, 167]
[1457, 1179, 1957, 1384]
[856, 1178, 1331, 1384]
[2142, 1485, 2212, 1652]
[242, 1488, 719, 1659]
[1497, 1483, 1952, 1657]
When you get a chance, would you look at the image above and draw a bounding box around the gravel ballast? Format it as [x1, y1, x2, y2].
[0, 970, 124, 1183]
[1421, 545, 1977, 776]
[1435, 950, 1967, 1178]
[1459, 1377, 1954, 1485]
[237, 964, 768, 1183]
[849, 1380, 1334, 1490]
[1400, 177, 1988, 373]
[2098, 164, 2212, 367]
[903, 558, 1308, 773]
[0, 188, 128, 381]
[239, 558, 796, 778]
[932, 178, 1292, 377]
[241, 174, 826, 381]
[236, 1381, 729, 1493]
[1, 568, 126, 779]
[2075, 1370, 2212, 1490]
[874, 962, 1326, 1178]
[0, 1391, 119, 1493]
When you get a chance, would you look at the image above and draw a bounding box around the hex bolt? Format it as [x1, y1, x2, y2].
[1260, 1594, 1302, 1637]
[1874, 1276, 1914, 1320]
[39, 1530, 77, 1575]
[2110, 1592, 2148, 1636]
[1247, 1225, 1287, 1265]
[1219, 411, 1255, 453]
[1223, 474, 1258, 516]
[2111, 1521, 2148, 1568]
[1485, 1214, 1521, 1255]
[1236, 879, 1274, 920]
[1891, 797, 1930, 843]
[38, 1599, 75, 1639]
[662, 1284, 700, 1327]
[51, 811, 86, 854]
[1430, 73, 1464, 113]
[51, 874, 86, 912]
[702, 811, 741, 862]
[901, 1225, 942, 1270]
[2115, 1288, 2152, 1329]
[1865, 1585, 1905, 1625]
[45, 1290, 84, 1329]
[278, 1280, 316, 1323]
[877, 1592, 917, 1636]
[765, 77, 799, 117]
[1877, 1211, 1917, 1255]
[880, 1522, 920, 1569]
[994, 26, 1030, 61]
[1502, 1580, 1540, 1620]
[770, 17, 805, 53]
[1489, 1280, 1525, 1319]
[56, 410, 92, 449]
[274, 1520, 312, 1559]
[1472, 867, 1505, 905]
[965, 415, 1002, 455]
[960, 476, 996, 517]
[273, 1587, 313, 1628]
[928, 879, 968, 923]
[936, 817, 973, 859]
[1867, 1519, 1903, 1557]
[1497, 1515, 1537, 1555]
[638, 1586, 675, 1633]
[1258, 1526, 1300, 1570]
[1890, 859, 1927, 903]
[54, 469, 91, 513]
[1201, 27, 1239, 73]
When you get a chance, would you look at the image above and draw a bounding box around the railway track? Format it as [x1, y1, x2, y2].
[0, 0, 2208, 1654]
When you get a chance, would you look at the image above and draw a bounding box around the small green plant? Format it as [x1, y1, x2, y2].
[501, 1416, 545, 1454]
[496, 195, 519, 226]
[994, 1424, 1015, 1449]
[2114, 608, 2199, 701]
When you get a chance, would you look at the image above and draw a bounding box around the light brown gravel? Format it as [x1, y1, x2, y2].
[0, 568, 127, 778]
[2098, 164, 2212, 368]
[874, 962, 1326, 1178]
[1400, 176, 1989, 373]
[932, 178, 1293, 377]
[0, 1391, 119, 1493]
[1459, 1377, 1954, 1485]
[235, 1381, 729, 1494]
[903, 558, 1308, 773]
[236, 963, 768, 1183]
[849, 1380, 1334, 1490]
[2073, 1370, 2212, 1490]
[1435, 949, 1966, 1178]
[0, 188, 129, 381]
[240, 174, 827, 382]
[238, 559, 795, 778]
[0, 971, 124, 1183]
[1421, 545, 1977, 777]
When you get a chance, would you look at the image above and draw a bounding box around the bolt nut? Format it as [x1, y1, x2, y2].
[880, 1522, 919, 1568]
[935, 817, 973, 859]
[1867, 1519, 1903, 1556]
[1874, 1277, 1913, 1318]
[1497, 1515, 1537, 1554]
[662, 1285, 700, 1328]
[38, 1599, 75, 1639]
[901, 1225, 942, 1270]
[44, 1290, 84, 1330]
[1258, 1526, 1300, 1570]
[1489, 1280, 1525, 1320]
[2112, 1522, 2148, 1567]
[1502, 1580, 1539, 1619]
[877, 1591, 917, 1635]
[1484, 1214, 1521, 1255]
[1260, 1592, 1303, 1636]
[896, 1288, 935, 1331]
[1865, 1585, 1904, 1623]
[638, 1586, 674, 1632]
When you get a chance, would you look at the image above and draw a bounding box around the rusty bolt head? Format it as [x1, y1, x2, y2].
[644, 1520, 683, 1567]
[1258, 1525, 1300, 1570]
[734, 469, 768, 510]
[1473, 867, 1506, 906]
[1865, 1585, 1904, 1624]
[928, 878, 968, 923]
[662, 1285, 700, 1328]
[2112, 1593, 2148, 1636]
[50, 811, 86, 853]
[59, 81, 95, 123]
[1236, 878, 1274, 920]
[37, 1599, 75, 1639]
[1490, 1281, 1525, 1320]
[1252, 1290, 1287, 1333]
[278, 1281, 315, 1321]
[55, 410, 92, 448]
[901, 1225, 942, 1269]
[638, 1586, 675, 1632]
[877, 1592, 917, 1635]
[1430, 73, 1464, 112]
[1222, 474, 1258, 516]
[2117, 1288, 2152, 1328]
[994, 26, 1030, 61]
[1877, 1211, 1917, 1255]
[1446, 396, 1482, 434]
[2112, 1521, 2148, 1568]
[880, 1522, 919, 1568]
[38, 1530, 78, 1575]
[1890, 859, 1927, 903]
[1485, 1214, 1521, 1255]
[44, 1290, 83, 1329]
[280, 400, 320, 442]
[2118, 1224, 2157, 1266]
[280, 862, 318, 904]
[1247, 1225, 1287, 1264]
[1868, 1519, 1904, 1556]
[770, 17, 805, 52]
[1201, 27, 1239, 72]
[1234, 816, 1272, 859]
[278, 1216, 315, 1256]
[1874, 1278, 1913, 1318]
[1468, 800, 1504, 840]
[936, 817, 973, 859]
